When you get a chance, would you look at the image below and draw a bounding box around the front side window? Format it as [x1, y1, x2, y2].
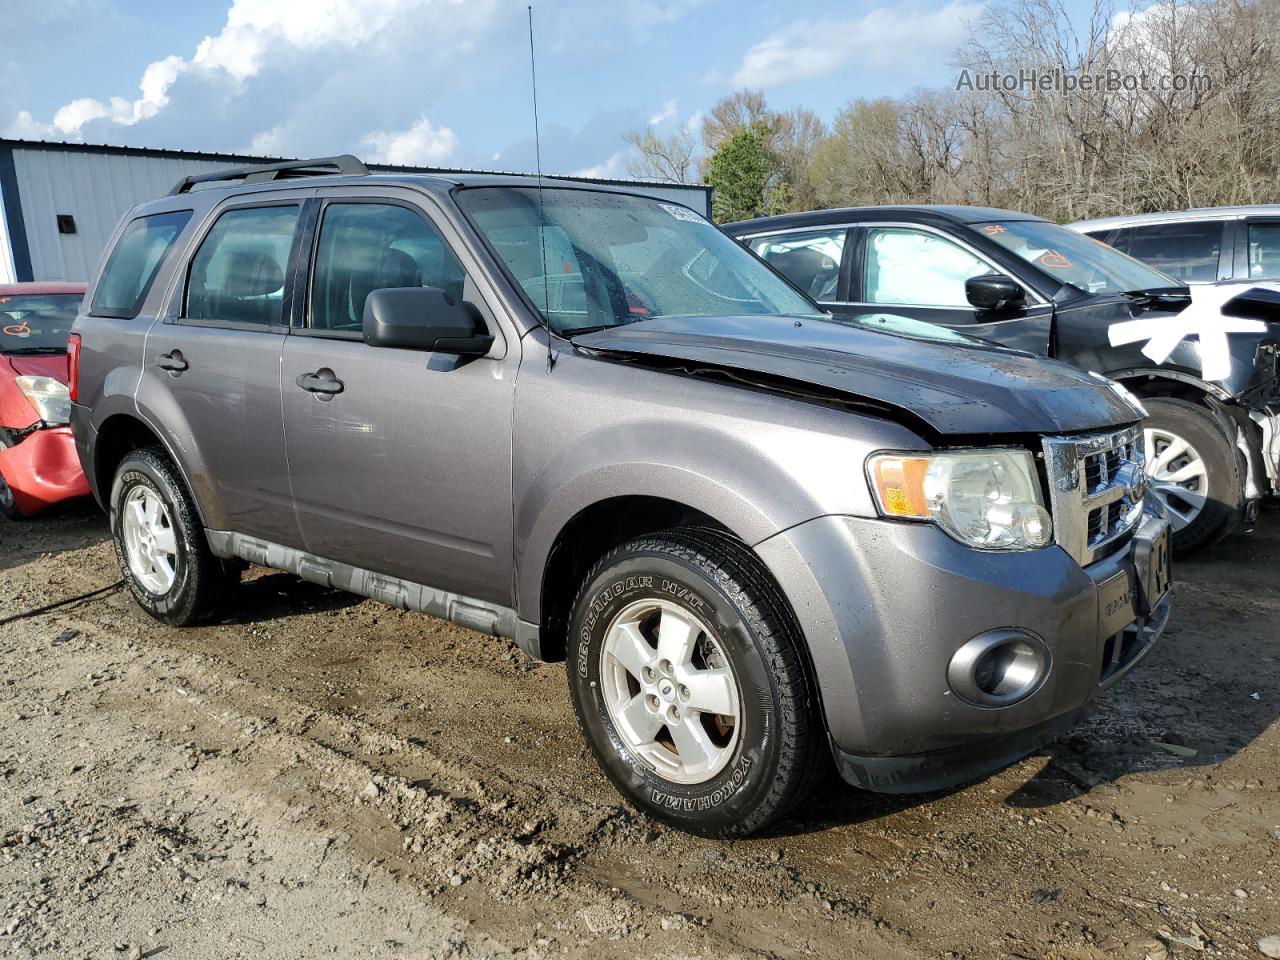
[185, 205, 299, 327]
[749, 229, 845, 301]
[977, 219, 1176, 295]
[1247, 222, 1280, 279]
[0, 294, 83, 352]
[1120, 221, 1223, 283]
[90, 210, 192, 319]
[310, 203, 466, 333]
[864, 227, 991, 307]
[456, 187, 822, 335]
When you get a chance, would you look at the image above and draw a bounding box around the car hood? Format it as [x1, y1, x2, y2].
[573, 315, 1141, 438]
[2, 353, 68, 383]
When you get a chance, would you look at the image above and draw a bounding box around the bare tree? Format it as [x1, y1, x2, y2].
[623, 126, 697, 183]
[701, 89, 773, 153]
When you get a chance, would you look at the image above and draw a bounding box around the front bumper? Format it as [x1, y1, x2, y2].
[754, 503, 1171, 794]
[0, 424, 92, 515]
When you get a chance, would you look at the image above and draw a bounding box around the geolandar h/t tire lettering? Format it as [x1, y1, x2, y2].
[110, 447, 237, 626]
[566, 528, 825, 837]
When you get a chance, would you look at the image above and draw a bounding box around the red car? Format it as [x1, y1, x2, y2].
[0, 282, 91, 519]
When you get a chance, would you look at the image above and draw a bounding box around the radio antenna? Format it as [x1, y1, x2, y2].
[527, 4, 556, 371]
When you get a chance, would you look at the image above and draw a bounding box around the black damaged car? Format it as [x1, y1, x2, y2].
[726, 206, 1280, 554]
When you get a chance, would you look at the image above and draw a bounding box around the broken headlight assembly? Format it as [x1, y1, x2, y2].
[867, 449, 1053, 551]
[15, 376, 71, 425]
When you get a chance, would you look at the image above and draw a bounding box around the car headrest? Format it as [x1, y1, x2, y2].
[223, 251, 284, 298]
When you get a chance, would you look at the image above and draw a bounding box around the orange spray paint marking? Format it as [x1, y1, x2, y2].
[1039, 250, 1072, 269]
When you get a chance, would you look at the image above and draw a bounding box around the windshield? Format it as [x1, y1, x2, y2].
[457, 187, 824, 334]
[976, 220, 1177, 296]
[0, 293, 82, 352]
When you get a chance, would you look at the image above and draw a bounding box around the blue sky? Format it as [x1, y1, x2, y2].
[5, 0, 1071, 178]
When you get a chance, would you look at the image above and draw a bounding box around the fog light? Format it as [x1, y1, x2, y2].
[948, 630, 1050, 707]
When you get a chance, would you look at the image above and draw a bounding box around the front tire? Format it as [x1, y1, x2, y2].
[110, 447, 237, 625]
[0, 437, 26, 521]
[566, 528, 824, 837]
[1142, 397, 1241, 555]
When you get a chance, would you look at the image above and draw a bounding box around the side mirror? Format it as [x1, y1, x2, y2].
[363, 287, 493, 355]
[966, 274, 1026, 312]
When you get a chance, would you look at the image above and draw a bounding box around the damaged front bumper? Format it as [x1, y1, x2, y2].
[755, 503, 1171, 796]
[0, 422, 92, 516]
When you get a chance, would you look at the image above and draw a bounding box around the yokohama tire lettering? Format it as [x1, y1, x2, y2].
[649, 756, 752, 811]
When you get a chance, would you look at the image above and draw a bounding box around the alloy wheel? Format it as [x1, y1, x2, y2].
[1144, 426, 1208, 532]
[599, 598, 741, 785]
[122, 485, 179, 593]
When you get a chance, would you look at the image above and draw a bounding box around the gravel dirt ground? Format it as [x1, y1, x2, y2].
[0, 502, 1276, 959]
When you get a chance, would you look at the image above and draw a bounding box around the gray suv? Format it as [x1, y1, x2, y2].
[71, 156, 1172, 837]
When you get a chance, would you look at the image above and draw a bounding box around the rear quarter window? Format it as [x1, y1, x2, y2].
[90, 210, 193, 319]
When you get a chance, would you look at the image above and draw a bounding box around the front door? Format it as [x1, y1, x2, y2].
[143, 197, 306, 547]
[280, 194, 515, 605]
[837, 224, 1054, 355]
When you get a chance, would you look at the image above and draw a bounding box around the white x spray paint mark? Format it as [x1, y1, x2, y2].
[1108, 283, 1277, 382]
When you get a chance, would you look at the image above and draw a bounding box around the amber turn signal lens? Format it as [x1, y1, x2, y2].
[868, 454, 932, 519]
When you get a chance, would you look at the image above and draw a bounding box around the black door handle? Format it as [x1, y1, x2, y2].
[295, 369, 344, 399]
[157, 350, 188, 373]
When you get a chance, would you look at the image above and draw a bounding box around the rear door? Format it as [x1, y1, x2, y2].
[279, 188, 516, 605]
[142, 191, 308, 546]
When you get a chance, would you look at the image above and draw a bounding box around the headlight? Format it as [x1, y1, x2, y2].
[868, 448, 1053, 551]
[15, 376, 71, 425]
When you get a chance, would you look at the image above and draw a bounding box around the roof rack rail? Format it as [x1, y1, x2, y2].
[168, 154, 369, 196]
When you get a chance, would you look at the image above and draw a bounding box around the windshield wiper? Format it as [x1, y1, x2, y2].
[563, 323, 635, 338]
[1120, 286, 1191, 307]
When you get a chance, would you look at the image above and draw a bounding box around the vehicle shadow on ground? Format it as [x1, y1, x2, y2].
[211, 571, 365, 625]
[0, 500, 109, 574]
[776, 517, 1280, 836]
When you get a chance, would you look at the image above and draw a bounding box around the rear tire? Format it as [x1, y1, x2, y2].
[110, 447, 237, 625]
[566, 527, 825, 837]
[1142, 397, 1240, 555]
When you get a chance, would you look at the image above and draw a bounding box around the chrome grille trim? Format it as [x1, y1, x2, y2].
[1042, 425, 1146, 566]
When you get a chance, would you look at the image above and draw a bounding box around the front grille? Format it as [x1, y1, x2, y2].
[1042, 425, 1146, 566]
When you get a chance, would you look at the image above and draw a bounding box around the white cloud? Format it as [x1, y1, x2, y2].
[647, 98, 678, 126]
[363, 115, 459, 165]
[733, 1, 983, 87]
[571, 149, 629, 179]
[14, 0, 497, 146]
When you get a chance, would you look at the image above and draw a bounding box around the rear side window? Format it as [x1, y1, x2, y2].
[90, 210, 192, 319]
[185, 205, 299, 327]
[1246, 222, 1280, 279]
[750, 229, 845, 301]
[1117, 221, 1223, 282]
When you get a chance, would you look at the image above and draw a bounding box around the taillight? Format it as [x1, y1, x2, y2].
[67, 333, 82, 404]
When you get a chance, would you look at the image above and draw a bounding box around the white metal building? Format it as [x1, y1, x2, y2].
[0, 139, 712, 284]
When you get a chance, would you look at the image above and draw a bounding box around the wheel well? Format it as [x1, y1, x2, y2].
[1116, 374, 1214, 406]
[94, 415, 163, 501]
[537, 496, 728, 663]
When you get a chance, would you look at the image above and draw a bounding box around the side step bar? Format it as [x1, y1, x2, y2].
[204, 530, 543, 657]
